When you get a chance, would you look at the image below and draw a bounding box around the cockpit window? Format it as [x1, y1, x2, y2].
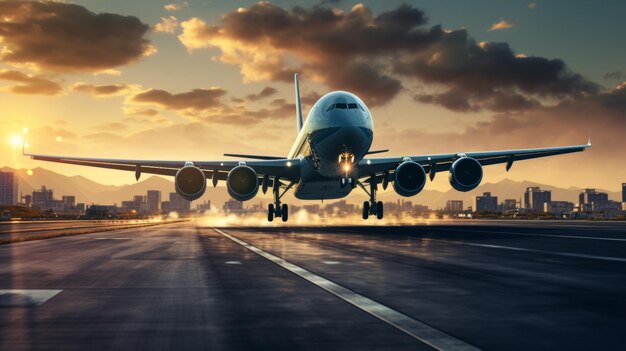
[325, 104, 334, 112]
[357, 103, 366, 111]
[335, 103, 347, 109]
[348, 103, 358, 109]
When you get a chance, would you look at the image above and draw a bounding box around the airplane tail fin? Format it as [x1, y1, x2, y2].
[294, 73, 303, 133]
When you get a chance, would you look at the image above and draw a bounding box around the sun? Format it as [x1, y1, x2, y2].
[9, 135, 24, 147]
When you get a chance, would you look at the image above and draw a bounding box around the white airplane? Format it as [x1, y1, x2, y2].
[26, 74, 591, 222]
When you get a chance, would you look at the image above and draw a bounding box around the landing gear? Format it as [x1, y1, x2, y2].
[267, 177, 294, 222]
[358, 175, 384, 220]
[268, 204, 274, 222]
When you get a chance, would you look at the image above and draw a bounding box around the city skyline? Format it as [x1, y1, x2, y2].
[1, 1, 625, 192]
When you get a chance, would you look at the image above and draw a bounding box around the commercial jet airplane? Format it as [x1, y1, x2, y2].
[25, 74, 591, 222]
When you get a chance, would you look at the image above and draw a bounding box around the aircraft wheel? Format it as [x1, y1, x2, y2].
[340, 178, 347, 188]
[268, 204, 274, 222]
[362, 201, 369, 220]
[281, 204, 289, 222]
[376, 201, 384, 220]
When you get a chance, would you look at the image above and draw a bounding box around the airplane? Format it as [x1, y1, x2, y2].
[25, 74, 591, 222]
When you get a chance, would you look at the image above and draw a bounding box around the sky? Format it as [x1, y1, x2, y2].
[0, 0, 625, 192]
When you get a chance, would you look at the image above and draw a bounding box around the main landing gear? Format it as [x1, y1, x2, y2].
[267, 177, 294, 222]
[358, 174, 384, 220]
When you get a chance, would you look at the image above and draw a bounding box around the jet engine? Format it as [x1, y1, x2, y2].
[449, 157, 483, 192]
[175, 165, 207, 201]
[393, 161, 426, 197]
[227, 165, 259, 201]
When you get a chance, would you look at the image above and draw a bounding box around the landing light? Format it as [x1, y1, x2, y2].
[343, 164, 351, 172]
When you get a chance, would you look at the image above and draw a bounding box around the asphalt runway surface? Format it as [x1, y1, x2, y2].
[1, 220, 625, 350]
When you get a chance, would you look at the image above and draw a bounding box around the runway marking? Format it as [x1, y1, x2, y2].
[225, 261, 242, 265]
[214, 228, 481, 351]
[0, 289, 62, 307]
[432, 227, 626, 242]
[431, 239, 626, 263]
[322, 260, 341, 265]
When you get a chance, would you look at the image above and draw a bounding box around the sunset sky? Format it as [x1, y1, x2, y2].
[1, 0, 625, 192]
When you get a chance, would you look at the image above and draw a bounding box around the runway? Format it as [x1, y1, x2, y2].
[1, 220, 625, 350]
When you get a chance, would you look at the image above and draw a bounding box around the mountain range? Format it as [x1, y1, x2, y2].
[1, 166, 622, 209]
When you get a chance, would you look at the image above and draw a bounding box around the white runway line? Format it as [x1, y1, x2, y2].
[214, 228, 481, 351]
[432, 239, 626, 263]
[432, 227, 626, 242]
[0, 289, 62, 307]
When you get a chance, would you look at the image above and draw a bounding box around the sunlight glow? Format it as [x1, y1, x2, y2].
[26, 169, 33, 176]
[9, 135, 23, 147]
[55, 136, 63, 142]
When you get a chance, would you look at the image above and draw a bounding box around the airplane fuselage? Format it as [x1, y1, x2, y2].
[288, 91, 373, 200]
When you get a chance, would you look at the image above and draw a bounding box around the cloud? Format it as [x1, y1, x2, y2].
[128, 86, 295, 125]
[178, 3, 597, 111]
[0, 1, 154, 72]
[72, 83, 130, 97]
[154, 16, 179, 33]
[396, 34, 599, 111]
[528, 3, 537, 9]
[164, 2, 187, 12]
[131, 88, 227, 110]
[245, 86, 278, 101]
[603, 71, 623, 81]
[489, 19, 513, 31]
[0, 69, 63, 95]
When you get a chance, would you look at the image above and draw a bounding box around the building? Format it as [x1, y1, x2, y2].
[85, 205, 117, 219]
[32, 186, 54, 209]
[0, 172, 18, 205]
[622, 183, 626, 203]
[545, 201, 575, 217]
[473, 192, 498, 212]
[503, 199, 518, 211]
[146, 190, 161, 215]
[524, 187, 551, 212]
[223, 199, 243, 212]
[445, 200, 463, 213]
[169, 192, 191, 212]
[578, 189, 609, 212]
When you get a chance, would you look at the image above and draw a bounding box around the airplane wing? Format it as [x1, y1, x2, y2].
[357, 140, 592, 180]
[25, 152, 301, 182]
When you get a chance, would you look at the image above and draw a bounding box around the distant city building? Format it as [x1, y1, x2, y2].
[223, 199, 244, 212]
[445, 200, 463, 213]
[161, 201, 171, 213]
[545, 201, 575, 217]
[32, 186, 54, 209]
[578, 189, 609, 212]
[503, 199, 518, 211]
[474, 192, 498, 212]
[197, 200, 211, 211]
[169, 192, 191, 212]
[524, 187, 551, 212]
[146, 190, 161, 215]
[0, 172, 18, 205]
[23, 194, 32, 207]
[622, 183, 626, 203]
[86, 205, 117, 219]
[303, 204, 320, 214]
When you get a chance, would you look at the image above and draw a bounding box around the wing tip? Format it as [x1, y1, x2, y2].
[587, 138, 592, 147]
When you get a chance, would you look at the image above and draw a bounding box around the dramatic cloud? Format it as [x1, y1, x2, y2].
[72, 83, 130, 97]
[245, 86, 278, 101]
[132, 88, 227, 110]
[603, 71, 623, 81]
[0, 1, 154, 72]
[489, 19, 513, 31]
[154, 16, 179, 33]
[164, 2, 187, 12]
[129, 86, 295, 125]
[178, 2, 597, 110]
[0, 70, 62, 95]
